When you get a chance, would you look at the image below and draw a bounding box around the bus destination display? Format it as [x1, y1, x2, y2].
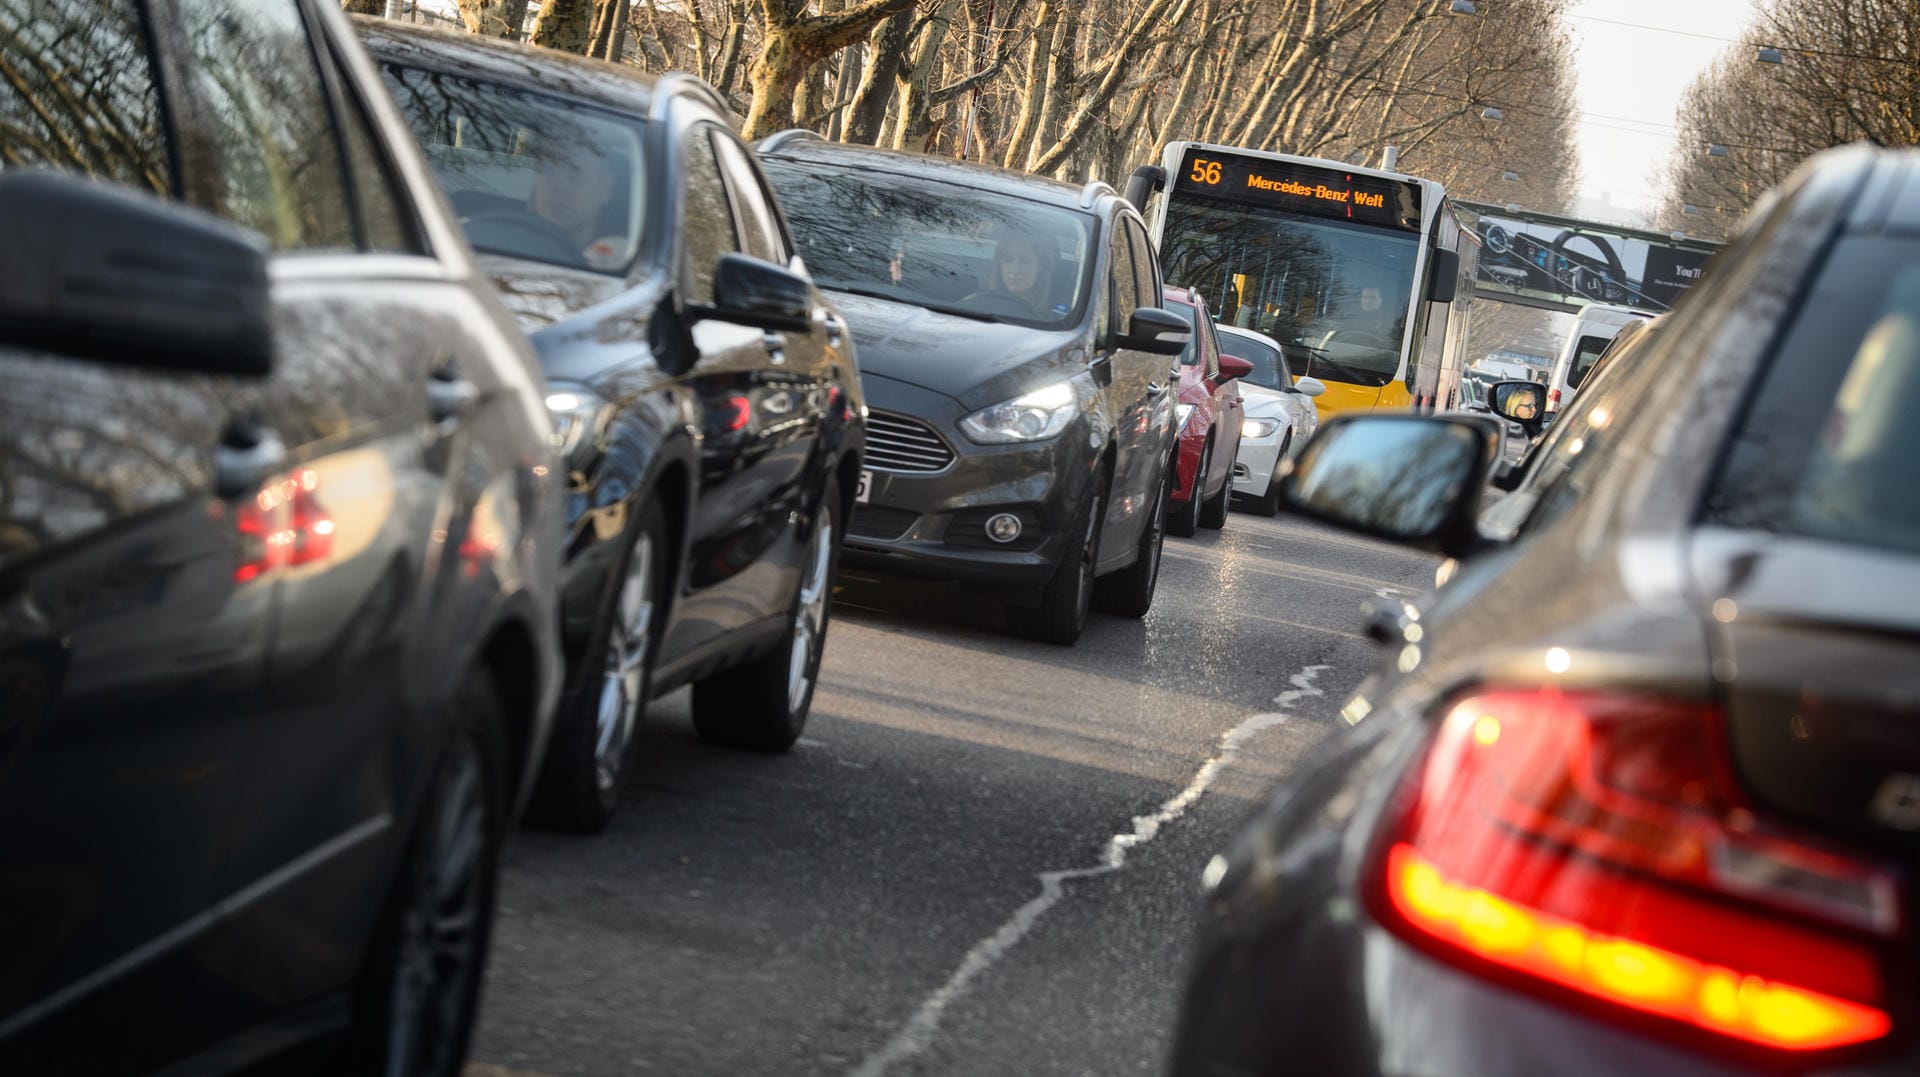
[1174, 149, 1423, 232]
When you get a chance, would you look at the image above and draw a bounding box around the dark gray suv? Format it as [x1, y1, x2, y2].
[758, 133, 1190, 645]
[0, 2, 561, 1072]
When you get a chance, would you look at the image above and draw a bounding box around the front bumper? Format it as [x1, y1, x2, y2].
[845, 380, 1097, 592]
[1231, 428, 1283, 500]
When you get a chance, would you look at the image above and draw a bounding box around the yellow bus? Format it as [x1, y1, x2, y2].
[1129, 143, 1476, 419]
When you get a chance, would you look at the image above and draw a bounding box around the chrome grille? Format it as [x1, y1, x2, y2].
[864, 410, 956, 473]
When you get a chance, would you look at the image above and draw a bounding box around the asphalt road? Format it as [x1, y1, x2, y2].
[466, 510, 1438, 1077]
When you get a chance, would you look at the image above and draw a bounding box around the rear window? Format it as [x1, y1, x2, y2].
[1568, 334, 1611, 389]
[1705, 235, 1920, 557]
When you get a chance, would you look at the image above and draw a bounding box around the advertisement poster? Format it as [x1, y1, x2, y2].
[1458, 203, 1719, 313]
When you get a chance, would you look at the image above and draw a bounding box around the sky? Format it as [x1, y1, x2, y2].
[1563, 0, 1762, 225]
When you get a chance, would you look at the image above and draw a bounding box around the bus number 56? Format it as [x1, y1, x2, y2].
[1189, 158, 1222, 185]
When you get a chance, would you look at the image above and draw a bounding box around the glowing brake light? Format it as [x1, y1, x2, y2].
[1372, 689, 1900, 1054]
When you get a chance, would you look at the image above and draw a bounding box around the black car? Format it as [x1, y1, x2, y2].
[361, 23, 865, 832]
[1170, 143, 1920, 1075]
[0, 2, 563, 1073]
[757, 132, 1190, 645]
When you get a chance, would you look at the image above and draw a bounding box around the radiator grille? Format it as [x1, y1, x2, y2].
[865, 410, 956, 472]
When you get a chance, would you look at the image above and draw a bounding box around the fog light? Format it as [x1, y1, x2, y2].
[985, 512, 1023, 544]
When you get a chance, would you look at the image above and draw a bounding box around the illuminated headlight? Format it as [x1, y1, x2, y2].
[1174, 403, 1196, 431]
[959, 381, 1078, 444]
[1242, 418, 1280, 439]
[545, 386, 603, 454]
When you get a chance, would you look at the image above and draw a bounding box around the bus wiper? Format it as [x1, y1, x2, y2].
[1291, 345, 1369, 384]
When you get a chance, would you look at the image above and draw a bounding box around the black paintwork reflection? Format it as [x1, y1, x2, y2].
[0, 0, 168, 194]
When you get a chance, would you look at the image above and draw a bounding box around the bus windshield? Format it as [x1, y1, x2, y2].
[1160, 198, 1419, 388]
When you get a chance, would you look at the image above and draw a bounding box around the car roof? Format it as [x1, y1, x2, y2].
[354, 16, 705, 121]
[1215, 323, 1279, 345]
[755, 133, 1107, 213]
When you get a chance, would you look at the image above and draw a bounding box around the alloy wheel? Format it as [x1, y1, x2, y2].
[385, 740, 487, 1077]
[787, 514, 834, 714]
[594, 532, 655, 795]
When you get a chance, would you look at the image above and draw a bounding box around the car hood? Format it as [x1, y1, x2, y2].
[479, 253, 627, 334]
[827, 290, 1087, 412]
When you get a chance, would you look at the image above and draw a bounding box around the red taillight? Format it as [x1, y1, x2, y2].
[1372, 689, 1901, 1053]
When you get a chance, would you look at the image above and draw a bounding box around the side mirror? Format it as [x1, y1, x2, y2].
[1293, 376, 1326, 398]
[1218, 354, 1254, 381]
[1490, 379, 1547, 434]
[1120, 306, 1190, 356]
[702, 252, 812, 332]
[1280, 413, 1500, 558]
[0, 171, 271, 375]
[1427, 247, 1459, 303]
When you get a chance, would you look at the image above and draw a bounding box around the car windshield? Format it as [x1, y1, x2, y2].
[1159, 199, 1418, 387]
[761, 158, 1095, 330]
[382, 65, 646, 276]
[1220, 334, 1291, 391]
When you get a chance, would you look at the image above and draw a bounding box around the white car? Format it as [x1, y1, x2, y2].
[1215, 324, 1325, 516]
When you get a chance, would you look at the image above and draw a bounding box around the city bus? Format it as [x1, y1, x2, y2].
[1126, 142, 1477, 419]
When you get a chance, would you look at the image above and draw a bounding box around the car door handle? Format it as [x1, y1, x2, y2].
[1146, 381, 1166, 395]
[215, 420, 285, 499]
[428, 366, 480, 423]
[818, 310, 843, 348]
[762, 331, 786, 365]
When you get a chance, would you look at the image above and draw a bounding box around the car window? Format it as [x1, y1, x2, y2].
[1568, 333, 1611, 389]
[1514, 317, 1669, 535]
[1165, 297, 1201, 366]
[0, 0, 169, 193]
[1223, 335, 1290, 391]
[711, 134, 787, 266]
[682, 126, 740, 306]
[1202, 316, 1221, 380]
[1706, 235, 1920, 557]
[176, 0, 355, 251]
[1109, 225, 1139, 337]
[761, 156, 1097, 331]
[383, 65, 646, 273]
[1126, 219, 1160, 311]
[322, 47, 416, 254]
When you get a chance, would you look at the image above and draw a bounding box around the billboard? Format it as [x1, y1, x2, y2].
[1456, 202, 1720, 314]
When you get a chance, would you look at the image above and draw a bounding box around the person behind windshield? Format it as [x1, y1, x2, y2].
[529, 141, 625, 269]
[971, 229, 1057, 317]
[1319, 284, 1400, 341]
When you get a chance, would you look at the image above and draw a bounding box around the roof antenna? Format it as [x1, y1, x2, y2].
[1381, 145, 1400, 172]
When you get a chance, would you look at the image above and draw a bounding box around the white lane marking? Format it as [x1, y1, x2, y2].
[847, 665, 1331, 1077]
[1374, 586, 1403, 599]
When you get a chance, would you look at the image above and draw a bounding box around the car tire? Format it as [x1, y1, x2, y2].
[526, 501, 666, 834]
[1199, 441, 1232, 530]
[1028, 472, 1106, 645]
[1093, 462, 1167, 619]
[348, 668, 505, 1077]
[1250, 434, 1289, 518]
[1167, 440, 1205, 538]
[691, 477, 841, 752]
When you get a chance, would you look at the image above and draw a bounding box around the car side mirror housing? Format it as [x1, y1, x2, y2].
[1490, 379, 1547, 434]
[1218, 354, 1254, 381]
[1292, 376, 1326, 398]
[699, 252, 812, 333]
[0, 171, 272, 375]
[1280, 413, 1500, 559]
[1120, 306, 1190, 356]
[1427, 247, 1459, 302]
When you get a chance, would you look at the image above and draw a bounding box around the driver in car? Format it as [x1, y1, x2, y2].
[530, 143, 626, 270]
[969, 228, 1059, 318]
[1314, 284, 1404, 347]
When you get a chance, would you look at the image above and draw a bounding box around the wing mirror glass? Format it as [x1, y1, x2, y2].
[1120, 306, 1190, 356]
[701, 252, 812, 333]
[0, 171, 271, 375]
[1280, 414, 1499, 557]
[1490, 379, 1547, 433]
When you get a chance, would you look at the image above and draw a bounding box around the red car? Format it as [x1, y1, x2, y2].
[1162, 286, 1249, 536]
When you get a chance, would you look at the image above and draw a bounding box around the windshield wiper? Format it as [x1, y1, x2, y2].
[1290, 345, 1383, 386]
[824, 284, 996, 323]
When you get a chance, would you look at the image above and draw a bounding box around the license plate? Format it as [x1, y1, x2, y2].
[855, 469, 873, 504]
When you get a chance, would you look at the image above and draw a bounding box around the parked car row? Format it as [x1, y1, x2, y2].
[0, 2, 1214, 1071]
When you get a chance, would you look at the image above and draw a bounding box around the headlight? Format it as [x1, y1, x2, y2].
[959, 381, 1079, 444]
[1174, 403, 1196, 431]
[1242, 418, 1280, 439]
[546, 386, 603, 455]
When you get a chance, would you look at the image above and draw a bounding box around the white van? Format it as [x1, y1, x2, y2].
[1547, 304, 1649, 414]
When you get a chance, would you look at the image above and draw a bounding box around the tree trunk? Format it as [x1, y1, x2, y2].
[715, 2, 749, 99]
[999, 1, 1056, 168]
[588, 0, 630, 60]
[455, 0, 527, 36]
[743, 0, 916, 140]
[847, 12, 914, 144]
[1020, 8, 1076, 170]
[530, 0, 596, 53]
[342, 0, 384, 15]
[890, 0, 957, 151]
